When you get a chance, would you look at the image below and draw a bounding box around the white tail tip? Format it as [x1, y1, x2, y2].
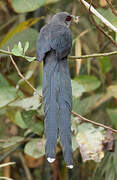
[47, 157, 55, 163]
[67, 165, 73, 169]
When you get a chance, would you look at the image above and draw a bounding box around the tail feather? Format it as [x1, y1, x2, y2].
[43, 53, 59, 159]
[43, 52, 73, 165]
[58, 60, 73, 166]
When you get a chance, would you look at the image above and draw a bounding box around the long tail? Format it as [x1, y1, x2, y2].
[58, 59, 73, 166]
[43, 52, 73, 166]
[42, 52, 59, 160]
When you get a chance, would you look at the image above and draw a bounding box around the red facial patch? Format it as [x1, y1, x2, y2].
[65, 16, 72, 21]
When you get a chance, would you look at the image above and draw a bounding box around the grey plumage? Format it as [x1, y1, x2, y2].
[36, 12, 73, 166]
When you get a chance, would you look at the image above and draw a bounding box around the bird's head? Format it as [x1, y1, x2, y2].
[50, 12, 79, 27]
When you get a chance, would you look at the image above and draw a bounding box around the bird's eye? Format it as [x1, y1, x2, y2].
[65, 16, 72, 21]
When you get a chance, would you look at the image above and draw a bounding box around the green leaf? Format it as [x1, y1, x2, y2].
[94, 8, 117, 27]
[12, 44, 22, 56]
[21, 110, 35, 127]
[25, 56, 36, 62]
[6, 110, 27, 129]
[72, 135, 79, 151]
[73, 94, 103, 116]
[75, 75, 101, 92]
[107, 108, 117, 129]
[71, 80, 85, 98]
[3, 28, 38, 52]
[107, 85, 117, 98]
[0, 18, 41, 47]
[24, 41, 29, 54]
[116, 32, 117, 42]
[18, 41, 23, 55]
[24, 139, 45, 158]
[9, 95, 41, 111]
[11, 0, 59, 13]
[21, 110, 44, 135]
[99, 57, 111, 74]
[0, 74, 9, 86]
[30, 121, 44, 136]
[15, 111, 27, 129]
[0, 87, 18, 108]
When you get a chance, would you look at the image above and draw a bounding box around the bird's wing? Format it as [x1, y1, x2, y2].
[36, 25, 51, 61]
[49, 24, 72, 59]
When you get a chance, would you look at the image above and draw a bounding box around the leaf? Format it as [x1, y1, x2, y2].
[75, 37, 82, 74]
[11, 44, 22, 56]
[24, 41, 29, 54]
[0, 17, 41, 47]
[15, 111, 27, 129]
[25, 56, 36, 62]
[73, 94, 103, 116]
[0, 87, 18, 108]
[72, 135, 79, 151]
[75, 75, 101, 92]
[30, 121, 44, 136]
[71, 80, 85, 98]
[6, 110, 27, 129]
[99, 57, 111, 74]
[94, 8, 117, 27]
[76, 123, 105, 162]
[1, 136, 24, 149]
[116, 32, 117, 42]
[24, 139, 45, 158]
[9, 95, 41, 111]
[11, 0, 59, 13]
[107, 108, 117, 129]
[107, 85, 117, 98]
[0, 74, 9, 86]
[18, 41, 23, 55]
[21, 110, 36, 128]
[3, 28, 38, 52]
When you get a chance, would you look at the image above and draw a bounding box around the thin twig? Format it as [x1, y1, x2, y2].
[0, 177, 13, 180]
[19, 152, 33, 180]
[105, 0, 117, 17]
[0, 162, 15, 168]
[90, 15, 117, 48]
[80, 0, 117, 32]
[71, 111, 117, 134]
[69, 50, 117, 59]
[8, 55, 117, 134]
[0, 48, 117, 60]
[0, 49, 29, 60]
[9, 54, 42, 97]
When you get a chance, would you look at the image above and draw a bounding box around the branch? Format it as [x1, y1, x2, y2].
[105, 0, 117, 17]
[19, 152, 33, 180]
[9, 55, 117, 134]
[80, 0, 117, 32]
[0, 48, 117, 60]
[90, 15, 117, 48]
[9, 54, 42, 97]
[69, 50, 117, 59]
[72, 111, 117, 134]
[0, 162, 15, 168]
[0, 49, 32, 61]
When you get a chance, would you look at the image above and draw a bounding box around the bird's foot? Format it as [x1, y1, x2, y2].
[66, 165, 73, 169]
[47, 157, 55, 163]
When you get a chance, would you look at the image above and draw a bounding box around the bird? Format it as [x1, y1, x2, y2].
[36, 12, 79, 169]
